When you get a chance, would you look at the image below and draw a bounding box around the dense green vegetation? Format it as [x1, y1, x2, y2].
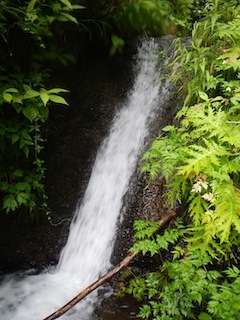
[1, 1, 239, 318]
[0, 0, 189, 220]
[120, 1, 240, 319]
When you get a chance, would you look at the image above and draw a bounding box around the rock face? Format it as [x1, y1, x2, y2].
[0, 43, 134, 274]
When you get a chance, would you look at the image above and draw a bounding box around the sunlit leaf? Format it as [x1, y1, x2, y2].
[48, 94, 69, 105]
[3, 92, 12, 103]
[40, 91, 49, 106]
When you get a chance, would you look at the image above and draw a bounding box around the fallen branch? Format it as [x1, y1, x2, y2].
[43, 210, 176, 320]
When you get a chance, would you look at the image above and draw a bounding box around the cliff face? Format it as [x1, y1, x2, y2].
[0, 44, 133, 274]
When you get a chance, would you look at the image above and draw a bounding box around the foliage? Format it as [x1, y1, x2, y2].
[0, 0, 81, 219]
[121, 219, 240, 320]
[142, 0, 240, 260]
[122, 1, 240, 319]
[81, 0, 198, 55]
[0, 0, 203, 220]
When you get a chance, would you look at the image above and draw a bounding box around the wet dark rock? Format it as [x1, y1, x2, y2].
[97, 294, 139, 320]
[0, 43, 133, 274]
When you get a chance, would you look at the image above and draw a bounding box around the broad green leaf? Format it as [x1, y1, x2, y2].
[24, 140, 34, 146]
[11, 134, 19, 144]
[21, 131, 32, 140]
[49, 94, 69, 105]
[27, 0, 38, 12]
[22, 106, 39, 121]
[60, 0, 72, 9]
[47, 88, 69, 94]
[199, 312, 212, 320]
[71, 5, 85, 9]
[3, 92, 12, 103]
[23, 146, 30, 158]
[23, 84, 31, 91]
[4, 88, 19, 93]
[24, 90, 40, 99]
[15, 182, 30, 191]
[199, 91, 209, 101]
[12, 96, 23, 105]
[40, 91, 49, 106]
[59, 12, 78, 24]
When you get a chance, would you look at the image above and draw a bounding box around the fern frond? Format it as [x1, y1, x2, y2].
[213, 183, 240, 243]
[188, 193, 209, 225]
[221, 125, 240, 147]
[178, 141, 229, 177]
[183, 103, 228, 140]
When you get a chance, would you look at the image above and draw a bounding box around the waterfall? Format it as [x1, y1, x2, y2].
[0, 38, 172, 320]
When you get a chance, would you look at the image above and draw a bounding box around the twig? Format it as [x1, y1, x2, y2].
[43, 210, 176, 320]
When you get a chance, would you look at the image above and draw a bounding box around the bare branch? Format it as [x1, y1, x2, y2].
[43, 210, 176, 320]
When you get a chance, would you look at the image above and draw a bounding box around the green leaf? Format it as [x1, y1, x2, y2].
[4, 88, 19, 93]
[16, 192, 29, 205]
[40, 91, 49, 106]
[156, 235, 169, 250]
[39, 106, 49, 119]
[22, 106, 39, 121]
[23, 90, 40, 99]
[138, 304, 152, 319]
[12, 96, 23, 105]
[199, 312, 212, 320]
[15, 182, 31, 192]
[23, 84, 31, 91]
[46, 88, 69, 94]
[110, 34, 125, 57]
[11, 134, 19, 144]
[58, 12, 78, 24]
[13, 169, 24, 178]
[48, 94, 69, 105]
[27, 0, 38, 12]
[3, 92, 12, 103]
[0, 182, 9, 192]
[71, 5, 85, 9]
[225, 266, 240, 278]
[23, 146, 30, 158]
[3, 194, 18, 213]
[60, 0, 72, 9]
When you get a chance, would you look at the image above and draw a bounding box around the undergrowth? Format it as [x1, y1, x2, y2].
[120, 1, 240, 319]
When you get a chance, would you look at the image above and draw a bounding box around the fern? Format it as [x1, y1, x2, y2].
[126, 2, 240, 319]
[131, 218, 185, 256]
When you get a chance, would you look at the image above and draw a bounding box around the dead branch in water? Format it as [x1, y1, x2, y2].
[43, 210, 176, 320]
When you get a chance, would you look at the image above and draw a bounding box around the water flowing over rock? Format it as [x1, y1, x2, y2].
[0, 37, 176, 320]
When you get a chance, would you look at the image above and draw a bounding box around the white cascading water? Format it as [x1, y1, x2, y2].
[0, 38, 172, 320]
